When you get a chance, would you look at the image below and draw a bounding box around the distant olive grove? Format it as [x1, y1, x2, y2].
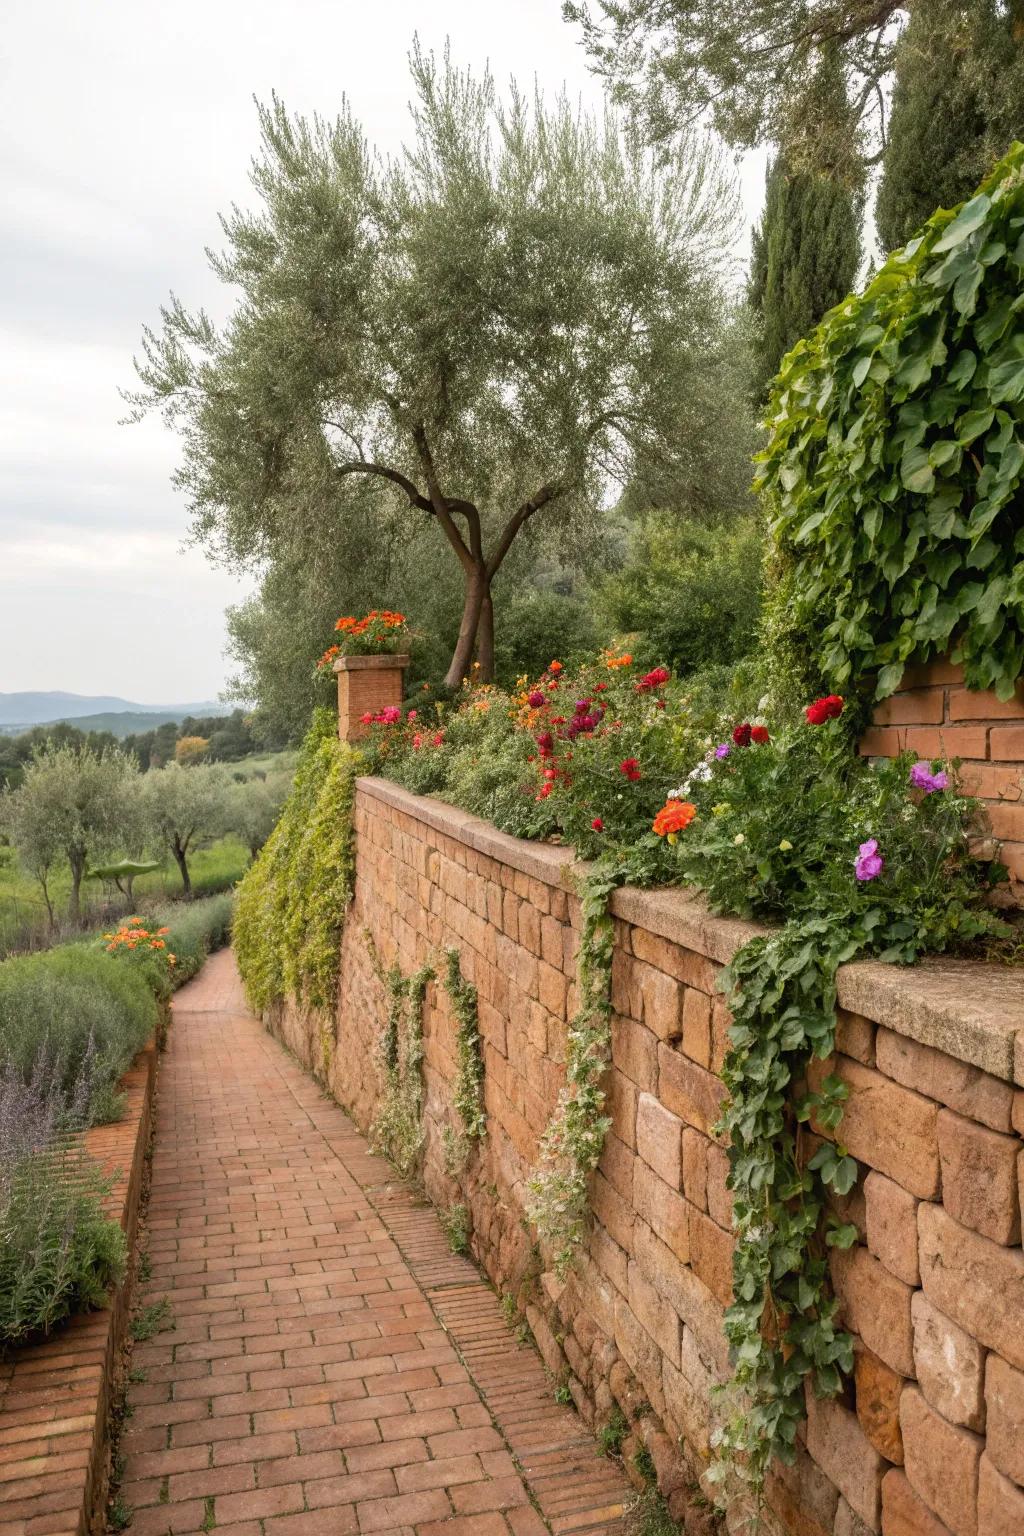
[0, 741, 292, 930]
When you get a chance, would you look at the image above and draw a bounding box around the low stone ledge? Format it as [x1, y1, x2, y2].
[0, 1041, 157, 1536]
[357, 776, 1024, 1083]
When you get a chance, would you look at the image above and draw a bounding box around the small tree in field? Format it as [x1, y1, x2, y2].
[0, 746, 139, 923]
[128, 46, 748, 688]
[142, 763, 229, 898]
[175, 735, 209, 765]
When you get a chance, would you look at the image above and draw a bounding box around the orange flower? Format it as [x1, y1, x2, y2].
[653, 800, 697, 838]
[548, 660, 563, 673]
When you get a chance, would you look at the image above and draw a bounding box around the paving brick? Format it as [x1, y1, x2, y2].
[98, 950, 632, 1536]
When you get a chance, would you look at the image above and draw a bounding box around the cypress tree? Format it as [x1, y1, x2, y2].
[876, 1, 1024, 253]
[749, 55, 863, 398]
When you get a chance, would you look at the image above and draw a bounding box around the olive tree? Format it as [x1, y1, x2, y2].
[566, 1, 1024, 179]
[129, 46, 750, 689]
[141, 763, 229, 898]
[0, 745, 139, 924]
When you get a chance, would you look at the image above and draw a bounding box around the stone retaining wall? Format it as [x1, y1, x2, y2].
[270, 778, 1024, 1536]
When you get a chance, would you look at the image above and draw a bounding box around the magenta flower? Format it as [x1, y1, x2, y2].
[715, 743, 731, 760]
[855, 839, 884, 882]
[910, 761, 948, 794]
[528, 690, 546, 708]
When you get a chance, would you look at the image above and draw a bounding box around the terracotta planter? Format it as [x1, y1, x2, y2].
[333, 653, 411, 742]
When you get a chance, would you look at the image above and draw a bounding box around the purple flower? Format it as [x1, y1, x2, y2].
[714, 743, 731, 760]
[910, 761, 949, 794]
[855, 838, 884, 882]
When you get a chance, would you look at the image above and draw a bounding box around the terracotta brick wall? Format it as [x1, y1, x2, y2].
[860, 660, 1024, 884]
[269, 778, 1024, 1536]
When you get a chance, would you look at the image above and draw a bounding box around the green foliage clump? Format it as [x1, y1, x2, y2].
[877, 1, 1024, 254]
[234, 712, 359, 1013]
[441, 1202, 471, 1256]
[0, 1142, 126, 1351]
[597, 514, 763, 677]
[0, 948, 159, 1125]
[761, 144, 1024, 703]
[440, 949, 486, 1175]
[365, 936, 434, 1179]
[526, 866, 617, 1274]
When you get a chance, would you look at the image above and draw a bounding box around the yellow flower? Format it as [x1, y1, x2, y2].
[779, 839, 793, 851]
[712, 802, 731, 817]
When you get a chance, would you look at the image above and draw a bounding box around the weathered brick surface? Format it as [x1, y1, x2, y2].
[984, 1355, 1024, 1488]
[265, 780, 1024, 1536]
[900, 1387, 982, 1536]
[911, 1293, 985, 1432]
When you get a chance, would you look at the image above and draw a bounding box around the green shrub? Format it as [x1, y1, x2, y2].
[597, 513, 764, 676]
[234, 712, 359, 1013]
[0, 1143, 125, 1350]
[760, 143, 1024, 704]
[492, 586, 599, 687]
[150, 893, 235, 987]
[0, 949, 158, 1124]
[0, 1065, 126, 1351]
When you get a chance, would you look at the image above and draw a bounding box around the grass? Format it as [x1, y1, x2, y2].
[130, 1297, 175, 1341]
[0, 836, 248, 956]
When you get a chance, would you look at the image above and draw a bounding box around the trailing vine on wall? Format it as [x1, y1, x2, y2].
[440, 948, 486, 1175]
[526, 865, 619, 1276]
[364, 933, 435, 1180]
[234, 709, 360, 1015]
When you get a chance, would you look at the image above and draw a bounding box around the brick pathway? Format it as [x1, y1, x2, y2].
[120, 950, 630, 1536]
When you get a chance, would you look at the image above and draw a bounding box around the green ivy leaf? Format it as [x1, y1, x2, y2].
[932, 194, 991, 253]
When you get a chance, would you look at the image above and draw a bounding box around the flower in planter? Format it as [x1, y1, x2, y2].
[805, 694, 844, 724]
[855, 838, 884, 881]
[910, 761, 949, 794]
[328, 610, 409, 657]
[653, 800, 697, 841]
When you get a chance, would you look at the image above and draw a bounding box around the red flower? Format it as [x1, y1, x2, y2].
[536, 731, 554, 758]
[750, 725, 771, 745]
[619, 757, 642, 782]
[591, 817, 604, 832]
[636, 666, 670, 693]
[805, 694, 844, 725]
[594, 682, 608, 692]
[528, 690, 546, 708]
[733, 723, 753, 747]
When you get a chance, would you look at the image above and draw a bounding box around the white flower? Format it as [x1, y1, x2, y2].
[733, 833, 745, 845]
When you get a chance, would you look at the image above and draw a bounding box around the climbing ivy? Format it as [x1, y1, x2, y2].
[234, 710, 360, 1014]
[526, 865, 619, 1276]
[760, 143, 1024, 702]
[440, 948, 486, 1175]
[364, 934, 435, 1179]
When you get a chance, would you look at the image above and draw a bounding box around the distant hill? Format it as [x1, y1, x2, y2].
[0, 692, 229, 736]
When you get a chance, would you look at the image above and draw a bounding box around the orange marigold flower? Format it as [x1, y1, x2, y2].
[548, 660, 563, 673]
[653, 800, 697, 838]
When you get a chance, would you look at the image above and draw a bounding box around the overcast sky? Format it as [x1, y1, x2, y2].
[0, 0, 765, 704]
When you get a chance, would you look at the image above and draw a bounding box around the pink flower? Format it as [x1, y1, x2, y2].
[407, 709, 417, 721]
[855, 838, 884, 882]
[714, 743, 731, 760]
[528, 690, 546, 708]
[910, 762, 948, 794]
